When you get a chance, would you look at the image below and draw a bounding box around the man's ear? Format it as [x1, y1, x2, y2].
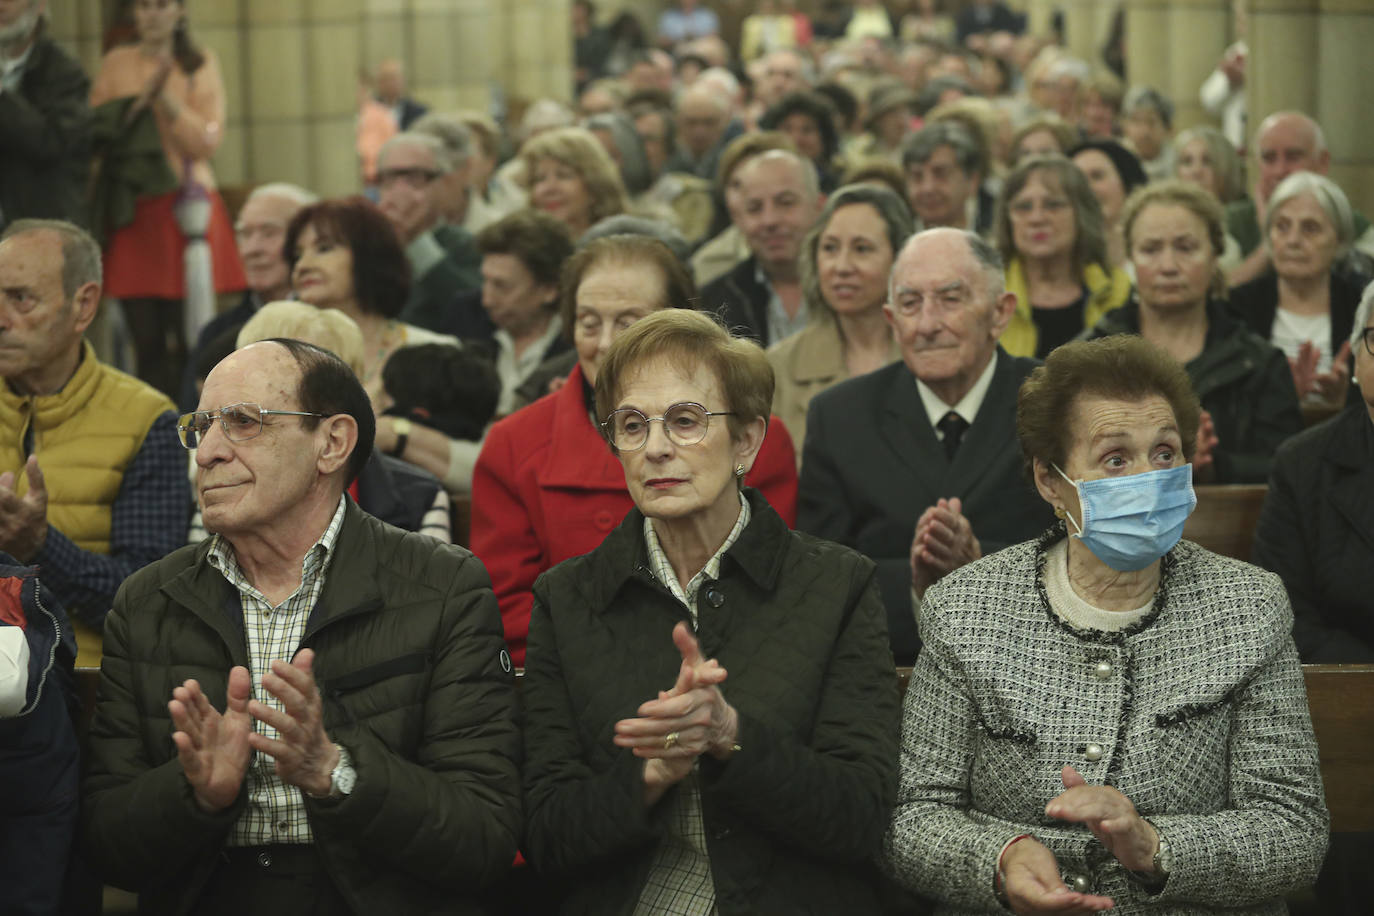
[72, 282, 100, 335]
[988, 290, 1016, 339]
[317, 414, 359, 477]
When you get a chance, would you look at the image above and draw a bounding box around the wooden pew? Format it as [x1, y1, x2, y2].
[1183, 484, 1268, 563]
[1302, 664, 1374, 833]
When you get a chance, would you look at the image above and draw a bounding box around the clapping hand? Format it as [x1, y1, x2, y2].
[613, 623, 739, 804]
[1290, 340, 1351, 404]
[0, 456, 48, 562]
[1046, 766, 1159, 874]
[1000, 835, 1116, 914]
[246, 649, 339, 799]
[1192, 411, 1219, 483]
[168, 668, 254, 812]
[909, 497, 982, 599]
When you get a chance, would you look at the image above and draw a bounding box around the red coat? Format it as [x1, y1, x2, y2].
[471, 363, 798, 665]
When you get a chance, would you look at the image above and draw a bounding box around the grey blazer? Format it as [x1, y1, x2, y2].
[884, 532, 1328, 915]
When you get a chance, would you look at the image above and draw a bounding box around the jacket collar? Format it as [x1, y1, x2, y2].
[787, 321, 901, 385]
[1323, 406, 1374, 552]
[582, 488, 789, 614]
[0, 339, 101, 427]
[161, 500, 385, 661]
[535, 362, 631, 490]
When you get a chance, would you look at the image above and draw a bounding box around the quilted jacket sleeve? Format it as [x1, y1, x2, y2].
[520, 588, 664, 877]
[696, 558, 898, 862]
[81, 592, 243, 890]
[306, 551, 522, 889]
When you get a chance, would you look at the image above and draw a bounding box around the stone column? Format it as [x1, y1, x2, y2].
[1248, 0, 1374, 216]
[1124, 0, 1232, 132]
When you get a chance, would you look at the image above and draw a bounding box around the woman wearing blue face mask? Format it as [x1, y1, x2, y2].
[884, 334, 1328, 915]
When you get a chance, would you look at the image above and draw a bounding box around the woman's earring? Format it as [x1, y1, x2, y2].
[734, 464, 746, 479]
[1053, 505, 1066, 520]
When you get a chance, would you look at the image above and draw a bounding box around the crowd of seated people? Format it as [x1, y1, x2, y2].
[3, 0, 1373, 912]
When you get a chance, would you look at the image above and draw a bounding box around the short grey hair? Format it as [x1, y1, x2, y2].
[580, 215, 691, 262]
[0, 218, 102, 300]
[1123, 86, 1175, 130]
[1352, 280, 1374, 355]
[889, 227, 1006, 306]
[901, 121, 981, 176]
[245, 182, 318, 209]
[736, 148, 819, 201]
[379, 131, 454, 175]
[1265, 170, 1355, 252]
[410, 113, 475, 167]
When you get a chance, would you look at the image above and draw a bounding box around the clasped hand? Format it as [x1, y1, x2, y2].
[0, 456, 49, 563]
[909, 497, 981, 598]
[168, 648, 339, 812]
[613, 622, 739, 803]
[1001, 766, 1159, 914]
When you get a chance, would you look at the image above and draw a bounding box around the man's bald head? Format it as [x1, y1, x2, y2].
[1255, 111, 1329, 202]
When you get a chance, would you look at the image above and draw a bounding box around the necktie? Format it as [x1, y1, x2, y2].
[937, 411, 969, 461]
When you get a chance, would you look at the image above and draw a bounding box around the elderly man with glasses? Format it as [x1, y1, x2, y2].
[798, 227, 1054, 663]
[0, 219, 187, 667]
[376, 131, 481, 332]
[83, 337, 521, 915]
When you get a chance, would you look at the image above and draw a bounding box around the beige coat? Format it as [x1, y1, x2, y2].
[767, 321, 900, 465]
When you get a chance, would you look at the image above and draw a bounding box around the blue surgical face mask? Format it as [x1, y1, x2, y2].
[1054, 463, 1197, 572]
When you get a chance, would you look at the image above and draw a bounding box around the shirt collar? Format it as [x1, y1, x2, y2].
[0, 40, 36, 88]
[643, 489, 751, 618]
[207, 495, 348, 599]
[916, 349, 998, 430]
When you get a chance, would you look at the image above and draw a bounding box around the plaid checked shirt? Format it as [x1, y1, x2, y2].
[633, 491, 750, 916]
[207, 496, 346, 847]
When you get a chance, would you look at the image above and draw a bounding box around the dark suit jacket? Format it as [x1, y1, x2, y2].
[397, 97, 428, 130]
[699, 255, 774, 345]
[798, 350, 1054, 663]
[1253, 404, 1374, 663]
[0, 25, 92, 229]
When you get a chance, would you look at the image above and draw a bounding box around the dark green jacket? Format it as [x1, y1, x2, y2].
[82, 500, 521, 915]
[522, 488, 899, 915]
[1086, 298, 1303, 483]
[401, 224, 482, 333]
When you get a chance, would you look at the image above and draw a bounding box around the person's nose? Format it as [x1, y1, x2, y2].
[193, 415, 232, 469]
[642, 417, 675, 459]
[597, 324, 617, 356]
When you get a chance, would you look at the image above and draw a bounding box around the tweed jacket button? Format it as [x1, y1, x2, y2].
[1067, 873, 1090, 893]
[1093, 660, 1112, 679]
[256, 851, 272, 868]
[1084, 743, 1104, 761]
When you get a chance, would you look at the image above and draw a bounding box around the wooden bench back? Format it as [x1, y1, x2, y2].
[1182, 484, 1268, 563]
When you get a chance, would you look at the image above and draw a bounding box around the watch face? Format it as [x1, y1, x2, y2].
[334, 764, 357, 796]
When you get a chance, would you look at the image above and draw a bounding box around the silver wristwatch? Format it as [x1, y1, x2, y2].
[325, 743, 356, 798]
[1152, 829, 1173, 878]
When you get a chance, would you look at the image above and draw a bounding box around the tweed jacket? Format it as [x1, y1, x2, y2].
[885, 531, 1328, 915]
[521, 488, 899, 915]
[82, 500, 521, 915]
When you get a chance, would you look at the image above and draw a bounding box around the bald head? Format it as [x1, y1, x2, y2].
[732, 150, 821, 276]
[1255, 111, 1329, 202]
[678, 84, 731, 158]
[376, 59, 405, 104]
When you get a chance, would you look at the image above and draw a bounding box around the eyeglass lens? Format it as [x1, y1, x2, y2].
[610, 403, 711, 449]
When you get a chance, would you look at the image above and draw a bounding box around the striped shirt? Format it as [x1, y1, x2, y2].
[633, 491, 750, 916]
[207, 496, 346, 847]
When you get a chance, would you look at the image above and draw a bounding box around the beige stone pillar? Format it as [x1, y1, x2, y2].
[1124, 0, 1232, 132]
[1056, 0, 1120, 66]
[1248, 0, 1374, 216]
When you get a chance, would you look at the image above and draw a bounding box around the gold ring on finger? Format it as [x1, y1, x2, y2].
[663, 731, 679, 750]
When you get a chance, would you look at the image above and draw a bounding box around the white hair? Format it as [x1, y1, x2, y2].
[379, 131, 455, 175]
[1352, 280, 1374, 356]
[245, 182, 318, 208]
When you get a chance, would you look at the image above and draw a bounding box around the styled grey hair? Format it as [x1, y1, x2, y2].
[1264, 170, 1355, 252]
[900, 121, 982, 177]
[410, 113, 475, 167]
[736, 148, 820, 201]
[580, 215, 691, 262]
[1351, 280, 1374, 357]
[0, 218, 102, 300]
[1123, 86, 1175, 130]
[801, 184, 915, 326]
[1172, 125, 1246, 203]
[378, 131, 455, 175]
[244, 182, 318, 209]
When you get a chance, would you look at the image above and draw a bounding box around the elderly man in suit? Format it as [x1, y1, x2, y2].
[798, 227, 1053, 662]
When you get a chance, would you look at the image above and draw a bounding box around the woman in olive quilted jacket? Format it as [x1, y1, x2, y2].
[521, 309, 899, 914]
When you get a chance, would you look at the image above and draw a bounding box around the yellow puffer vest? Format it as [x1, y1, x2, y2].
[1000, 257, 1134, 358]
[0, 341, 174, 664]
